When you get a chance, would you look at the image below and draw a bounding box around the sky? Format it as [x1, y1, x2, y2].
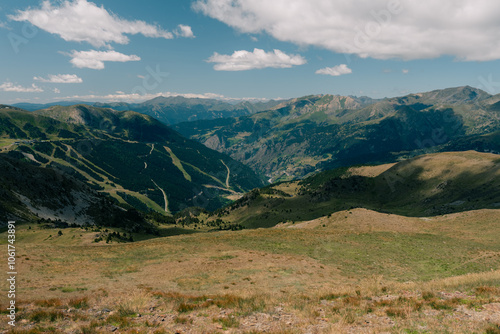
[1, 0, 500, 104]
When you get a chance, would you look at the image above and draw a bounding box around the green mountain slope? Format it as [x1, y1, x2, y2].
[174, 87, 500, 182]
[207, 151, 500, 228]
[0, 153, 157, 233]
[0, 105, 265, 216]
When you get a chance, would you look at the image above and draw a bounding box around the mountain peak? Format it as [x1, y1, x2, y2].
[420, 86, 490, 104]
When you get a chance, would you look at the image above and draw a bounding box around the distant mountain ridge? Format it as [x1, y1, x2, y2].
[13, 96, 284, 125]
[174, 86, 500, 182]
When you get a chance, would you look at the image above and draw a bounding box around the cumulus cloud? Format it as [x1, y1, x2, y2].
[0, 82, 43, 93]
[64, 50, 141, 70]
[34, 74, 83, 83]
[175, 24, 195, 38]
[9, 0, 174, 48]
[316, 64, 352, 76]
[193, 0, 500, 61]
[207, 48, 306, 71]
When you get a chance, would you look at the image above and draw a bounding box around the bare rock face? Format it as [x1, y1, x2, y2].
[204, 135, 225, 152]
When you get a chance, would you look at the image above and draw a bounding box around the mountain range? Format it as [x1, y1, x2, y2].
[13, 96, 284, 125]
[2, 85, 500, 231]
[174, 86, 500, 182]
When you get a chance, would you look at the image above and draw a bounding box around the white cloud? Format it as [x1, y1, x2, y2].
[53, 88, 61, 93]
[175, 24, 195, 38]
[193, 0, 500, 61]
[64, 50, 141, 70]
[316, 64, 352, 76]
[34, 74, 83, 83]
[0, 82, 43, 93]
[9, 0, 174, 48]
[402, 69, 409, 74]
[207, 48, 306, 71]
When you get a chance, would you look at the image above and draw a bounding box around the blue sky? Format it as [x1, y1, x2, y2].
[1, 0, 500, 104]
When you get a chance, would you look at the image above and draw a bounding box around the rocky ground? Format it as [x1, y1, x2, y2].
[3, 288, 500, 333]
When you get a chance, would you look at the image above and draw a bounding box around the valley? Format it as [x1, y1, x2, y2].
[0, 87, 499, 334]
[3, 1, 500, 333]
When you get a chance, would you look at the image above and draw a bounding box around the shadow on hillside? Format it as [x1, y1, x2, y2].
[132, 226, 200, 242]
[372, 156, 500, 216]
[240, 153, 500, 228]
[160, 227, 201, 237]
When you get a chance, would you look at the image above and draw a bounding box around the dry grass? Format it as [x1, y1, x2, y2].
[33, 298, 63, 308]
[347, 162, 396, 178]
[4, 279, 500, 333]
[1, 208, 500, 333]
[68, 296, 89, 309]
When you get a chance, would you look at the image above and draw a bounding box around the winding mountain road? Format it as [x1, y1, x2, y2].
[221, 160, 231, 189]
[151, 179, 170, 214]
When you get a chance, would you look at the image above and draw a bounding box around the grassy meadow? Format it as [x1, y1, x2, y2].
[1, 208, 500, 333]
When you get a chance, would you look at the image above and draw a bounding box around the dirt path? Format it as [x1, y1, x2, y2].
[151, 179, 170, 214]
[203, 184, 240, 195]
[142, 144, 154, 170]
[221, 160, 231, 189]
